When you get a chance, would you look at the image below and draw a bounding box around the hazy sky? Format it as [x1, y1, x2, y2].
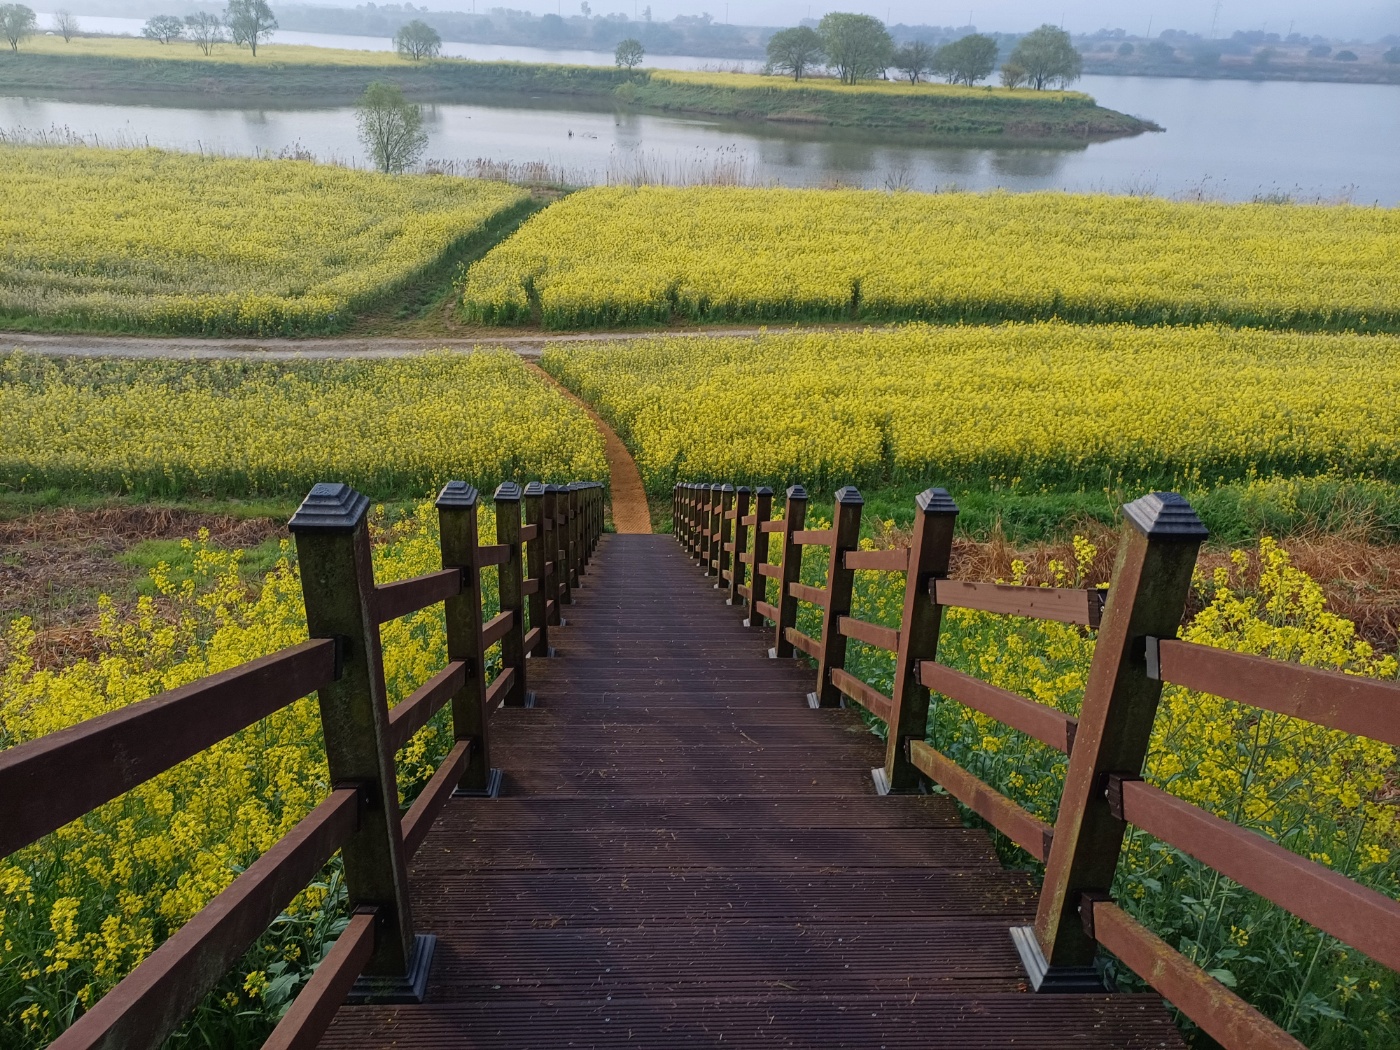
[486, 1, 1398, 39]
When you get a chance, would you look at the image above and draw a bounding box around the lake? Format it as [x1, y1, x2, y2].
[7, 20, 1400, 203]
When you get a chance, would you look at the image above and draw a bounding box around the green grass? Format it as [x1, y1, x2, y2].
[118, 536, 288, 596]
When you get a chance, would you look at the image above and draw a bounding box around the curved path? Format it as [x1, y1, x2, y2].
[526, 363, 652, 535]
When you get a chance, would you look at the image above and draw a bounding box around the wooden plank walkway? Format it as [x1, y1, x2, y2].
[318, 534, 1185, 1049]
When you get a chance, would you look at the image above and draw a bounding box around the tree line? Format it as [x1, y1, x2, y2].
[767, 15, 1082, 90]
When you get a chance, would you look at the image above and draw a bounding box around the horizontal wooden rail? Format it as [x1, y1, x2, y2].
[760, 520, 786, 533]
[754, 600, 779, 622]
[260, 908, 377, 1050]
[1149, 638, 1400, 746]
[830, 668, 894, 722]
[723, 541, 737, 553]
[401, 740, 472, 856]
[386, 662, 467, 753]
[476, 543, 512, 568]
[1088, 901, 1306, 1050]
[52, 787, 362, 1050]
[523, 626, 542, 652]
[908, 741, 1053, 861]
[788, 582, 828, 607]
[521, 579, 540, 596]
[724, 509, 739, 520]
[737, 584, 751, 600]
[784, 627, 821, 660]
[844, 548, 911, 572]
[740, 514, 758, 526]
[485, 667, 516, 710]
[793, 528, 834, 546]
[375, 569, 462, 623]
[933, 580, 1104, 627]
[1114, 778, 1400, 972]
[519, 524, 539, 542]
[738, 552, 755, 565]
[757, 563, 782, 579]
[919, 661, 1078, 754]
[481, 610, 515, 648]
[0, 639, 338, 858]
[839, 616, 899, 653]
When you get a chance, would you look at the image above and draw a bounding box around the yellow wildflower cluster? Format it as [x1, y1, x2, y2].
[0, 504, 499, 1044]
[650, 68, 1088, 102]
[540, 325, 1400, 495]
[0, 350, 606, 497]
[462, 186, 1400, 331]
[0, 146, 528, 335]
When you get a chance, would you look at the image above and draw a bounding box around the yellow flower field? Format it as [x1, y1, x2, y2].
[0, 146, 529, 335]
[0, 350, 606, 497]
[651, 68, 1088, 102]
[540, 324, 1400, 494]
[462, 186, 1400, 331]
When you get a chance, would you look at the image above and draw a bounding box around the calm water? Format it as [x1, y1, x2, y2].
[8, 21, 1400, 202]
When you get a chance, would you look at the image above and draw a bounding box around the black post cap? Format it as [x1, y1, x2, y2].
[494, 482, 522, 502]
[523, 481, 546, 497]
[916, 488, 959, 515]
[786, 485, 808, 500]
[436, 481, 479, 509]
[1122, 492, 1208, 540]
[834, 485, 864, 506]
[288, 483, 369, 533]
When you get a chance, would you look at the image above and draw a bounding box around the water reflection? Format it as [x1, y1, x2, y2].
[1, 72, 1397, 202]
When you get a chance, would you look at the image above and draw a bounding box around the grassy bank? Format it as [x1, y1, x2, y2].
[0, 37, 1155, 140]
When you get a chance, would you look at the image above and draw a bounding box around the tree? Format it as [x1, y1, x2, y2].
[1007, 24, 1082, 89]
[0, 3, 38, 51]
[766, 25, 823, 81]
[999, 61, 1027, 88]
[226, 0, 276, 56]
[934, 33, 997, 85]
[52, 9, 78, 42]
[1334, 50, 1358, 62]
[1252, 46, 1274, 67]
[394, 19, 440, 60]
[1308, 44, 1331, 58]
[1385, 47, 1400, 64]
[1143, 40, 1174, 62]
[355, 81, 427, 173]
[892, 39, 933, 83]
[1116, 41, 1134, 56]
[142, 14, 185, 43]
[185, 11, 226, 55]
[579, 1, 590, 16]
[615, 37, 644, 70]
[818, 12, 893, 85]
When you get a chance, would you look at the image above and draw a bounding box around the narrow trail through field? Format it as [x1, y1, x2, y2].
[1, 328, 782, 361]
[525, 362, 652, 535]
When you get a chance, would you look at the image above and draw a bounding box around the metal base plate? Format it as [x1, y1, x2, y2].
[1011, 925, 1107, 992]
[346, 933, 437, 1005]
[807, 692, 821, 709]
[871, 766, 892, 796]
[452, 767, 503, 800]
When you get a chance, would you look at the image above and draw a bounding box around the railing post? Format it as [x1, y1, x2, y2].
[744, 486, 773, 627]
[541, 484, 562, 626]
[813, 486, 864, 708]
[568, 483, 584, 582]
[770, 485, 808, 659]
[693, 483, 706, 564]
[289, 483, 430, 998]
[715, 484, 735, 590]
[727, 486, 751, 606]
[523, 482, 551, 657]
[436, 480, 502, 799]
[1018, 492, 1206, 990]
[699, 483, 715, 575]
[672, 483, 680, 540]
[493, 483, 529, 706]
[689, 483, 702, 561]
[553, 484, 574, 609]
[876, 488, 959, 795]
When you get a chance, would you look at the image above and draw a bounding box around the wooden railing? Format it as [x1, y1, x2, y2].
[0, 479, 604, 1050]
[672, 480, 1400, 1050]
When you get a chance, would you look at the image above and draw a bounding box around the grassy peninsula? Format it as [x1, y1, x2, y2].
[0, 37, 1157, 141]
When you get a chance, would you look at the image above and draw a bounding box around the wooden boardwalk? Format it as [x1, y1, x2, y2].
[318, 534, 1185, 1049]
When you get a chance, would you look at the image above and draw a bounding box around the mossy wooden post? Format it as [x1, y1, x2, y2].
[744, 487, 773, 628]
[523, 482, 550, 657]
[552, 484, 573, 609]
[289, 483, 429, 998]
[699, 484, 715, 575]
[672, 484, 681, 541]
[541, 485, 562, 627]
[436, 480, 501, 800]
[727, 486, 751, 606]
[715, 484, 735, 590]
[567, 483, 584, 583]
[876, 488, 959, 796]
[770, 485, 807, 659]
[1018, 492, 1206, 991]
[813, 487, 864, 708]
[493, 482, 529, 706]
[691, 483, 703, 562]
